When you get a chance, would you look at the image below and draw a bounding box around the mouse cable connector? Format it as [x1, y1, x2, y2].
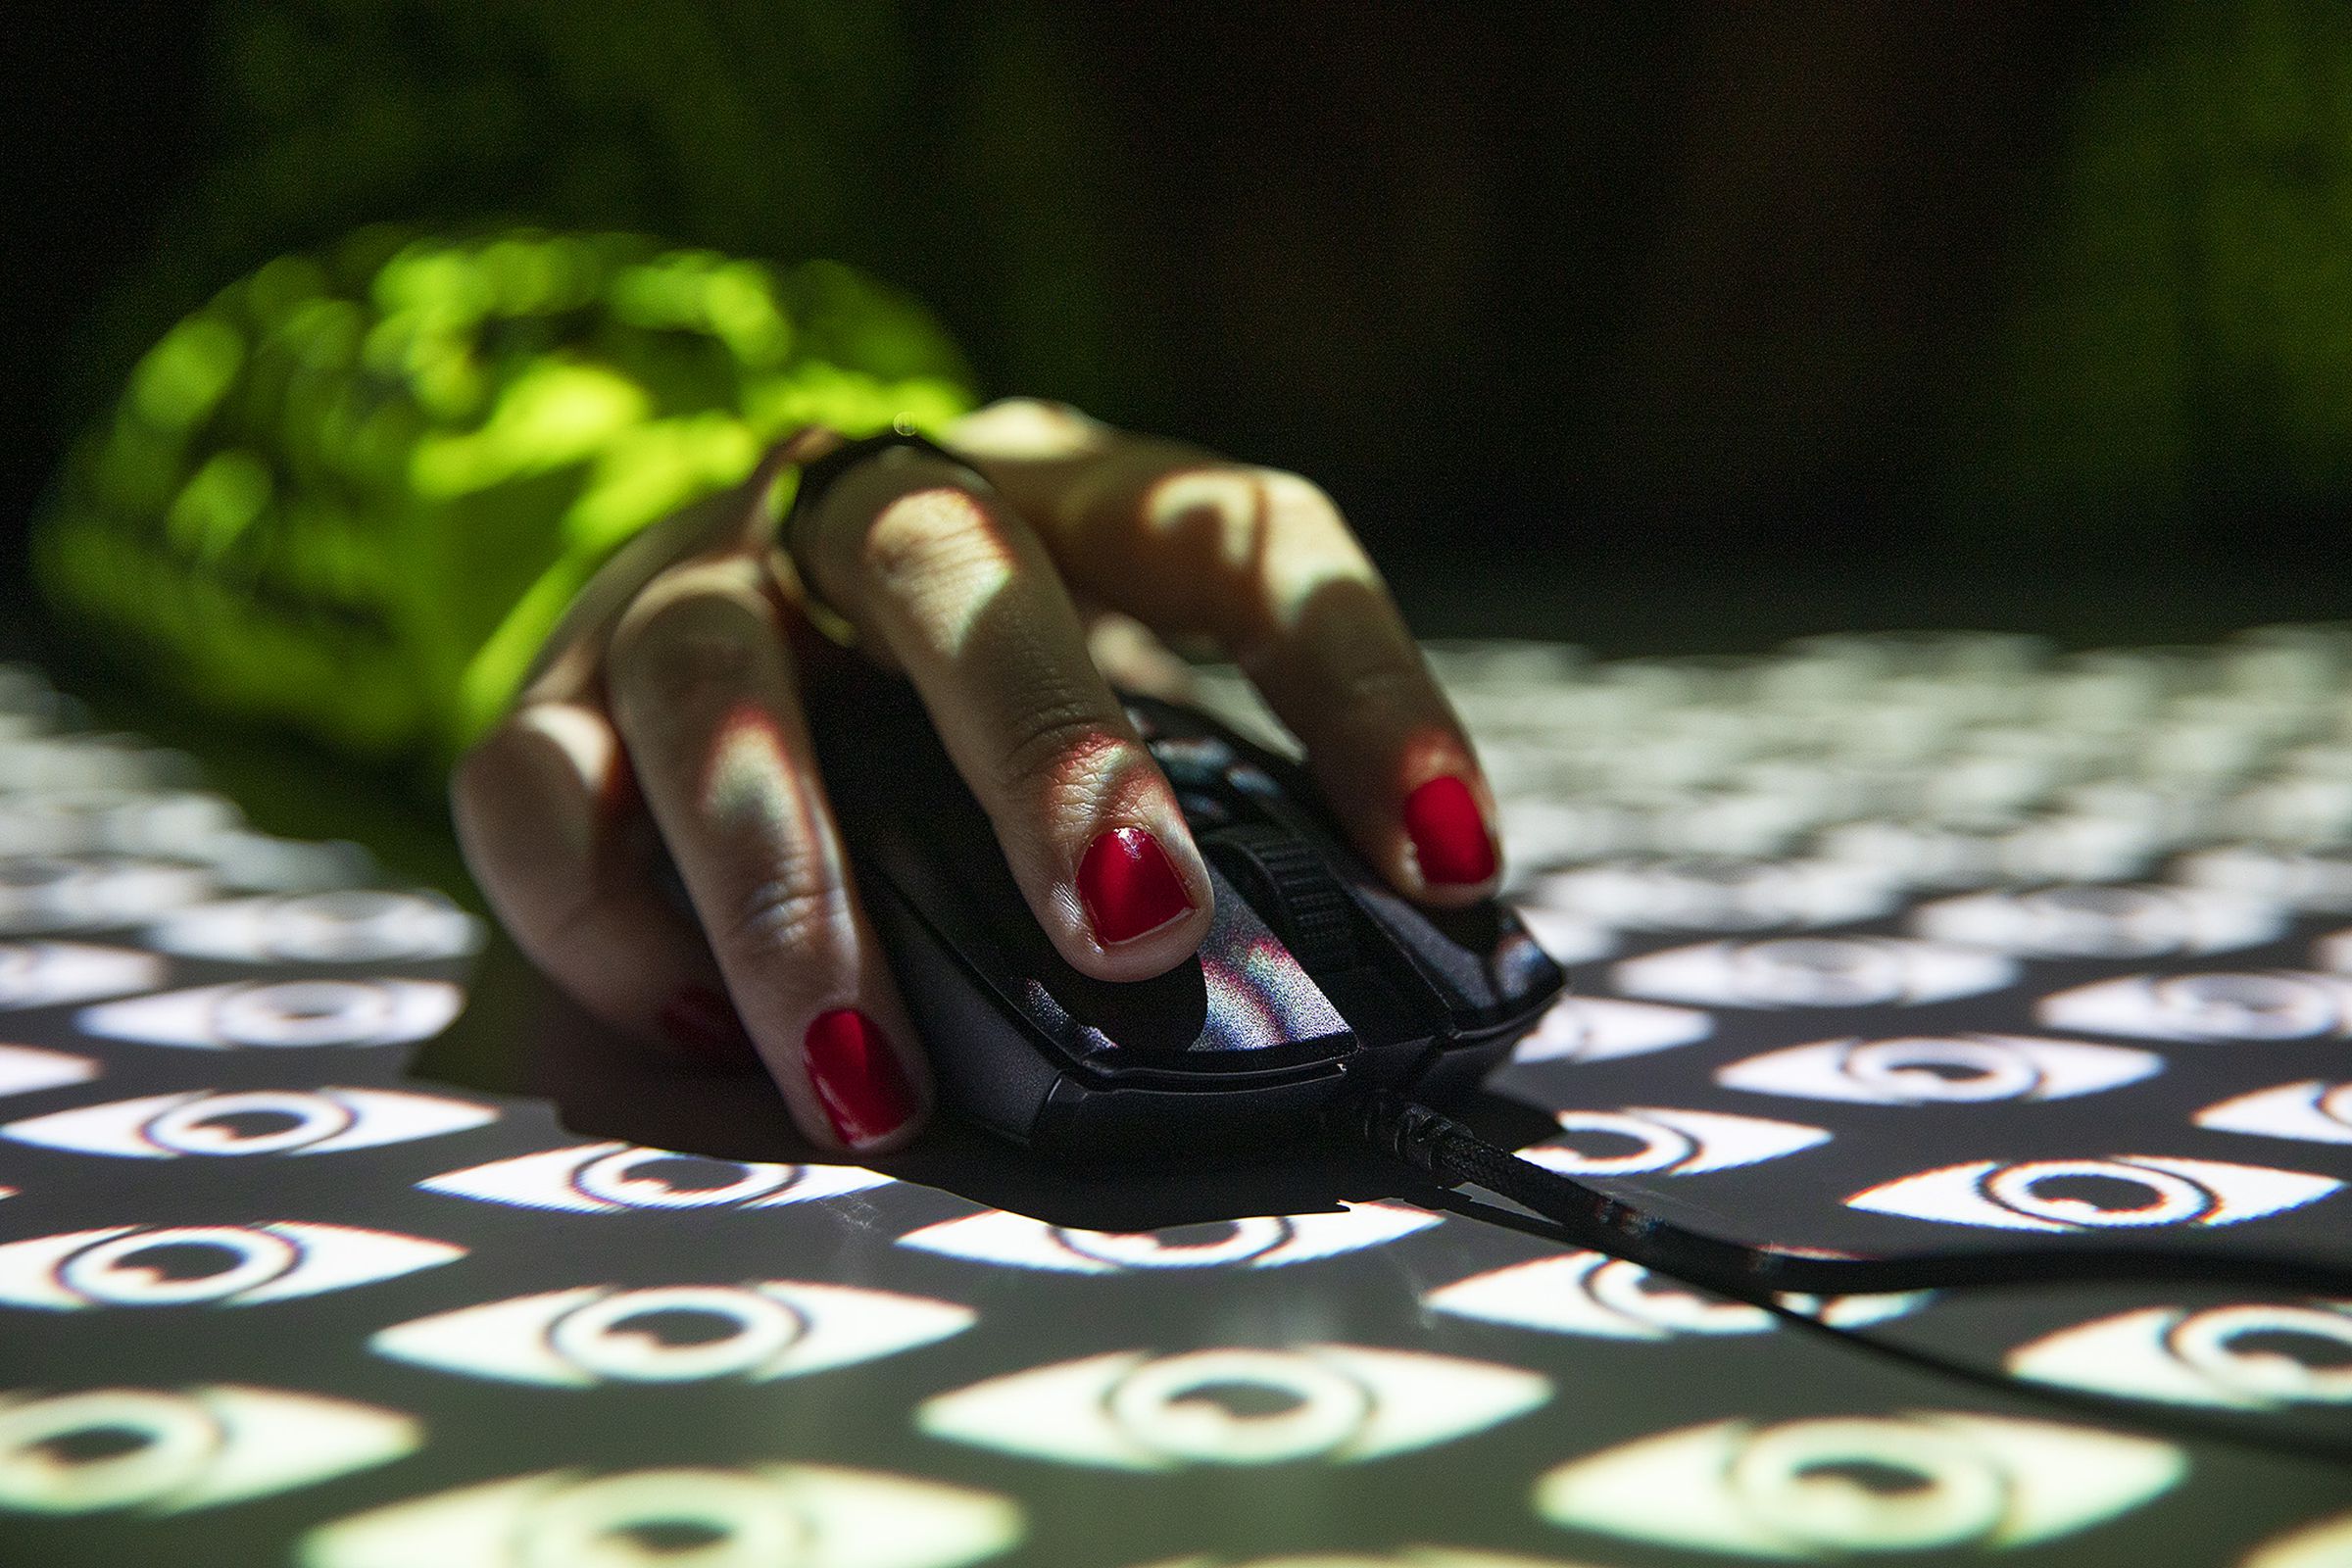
[1329, 1090, 2352, 1305]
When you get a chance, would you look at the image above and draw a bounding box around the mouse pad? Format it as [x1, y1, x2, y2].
[0, 635, 2349, 1567]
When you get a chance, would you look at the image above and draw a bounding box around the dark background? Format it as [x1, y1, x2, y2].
[4, 1, 2348, 665]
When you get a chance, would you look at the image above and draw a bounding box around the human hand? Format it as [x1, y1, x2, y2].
[450, 400, 1501, 1153]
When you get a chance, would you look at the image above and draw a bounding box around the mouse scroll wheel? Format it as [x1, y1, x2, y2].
[1201, 824, 1359, 973]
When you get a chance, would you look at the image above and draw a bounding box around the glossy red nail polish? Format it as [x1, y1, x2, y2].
[660, 985, 757, 1064]
[803, 1008, 916, 1147]
[1077, 827, 1195, 945]
[1403, 775, 1496, 886]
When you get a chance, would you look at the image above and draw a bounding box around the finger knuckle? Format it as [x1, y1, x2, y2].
[996, 691, 1123, 799]
[716, 865, 852, 966]
[859, 485, 1004, 594]
[610, 574, 776, 695]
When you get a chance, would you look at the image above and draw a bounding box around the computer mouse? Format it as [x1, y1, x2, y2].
[807, 665, 1565, 1156]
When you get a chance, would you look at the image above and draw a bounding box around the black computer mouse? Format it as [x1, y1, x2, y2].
[807, 665, 1566, 1156]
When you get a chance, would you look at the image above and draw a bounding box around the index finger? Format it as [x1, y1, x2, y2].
[945, 399, 1500, 906]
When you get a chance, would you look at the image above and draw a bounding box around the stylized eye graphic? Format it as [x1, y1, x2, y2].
[1847, 1155, 2343, 1233]
[1536, 1411, 2183, 1556]
[2178, 843, 2352, 915]
[0, 788, 240, 858]
[0, 1386, 416, 1517]
[1612, 938, 2015, 1009]
[2, 1087, 497, 1159]
[0, 856, 212, 935]
[0, 1221, 464, 1308]
[2009, 1301, 2352, 1411]
[0, 941, 165, 1010]
[0, 1042, 97, 1099]
[301, 1464, 1022, 1568]
[145, 890, 483, 963]
[2036, 971, 2352, 1043]
[2195, 1080, 2352, 1144]
[896, 1201, 1439, 1275]
[1523, 1107, 1829, 1178]
[75, 978, 464, 1049]
[1717, 1034, 2161, 1106]
[1504, 904, 1615, 965]
[1511, 996, 1713, 1066]
[1425, 1254, 1927, 1342]
[418, 1141, 894, 1212]
[1527, 858, 1897, 932]
[1912, 884, 2282, 957]
[371, 1280, 973, 1387]
[918, 1346, 1548, 1470]
[1428, 1252, 1773, 1341]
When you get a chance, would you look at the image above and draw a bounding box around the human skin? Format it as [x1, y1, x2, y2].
[450, 398, 1500, 1153]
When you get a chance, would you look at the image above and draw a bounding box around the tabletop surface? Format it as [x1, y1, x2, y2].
[1, 631, 2350, 1567]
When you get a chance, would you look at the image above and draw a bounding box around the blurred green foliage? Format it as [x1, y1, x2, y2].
[41, 227, 973, 761]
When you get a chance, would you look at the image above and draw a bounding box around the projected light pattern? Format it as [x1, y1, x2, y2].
[4, 637, 2352, 1564]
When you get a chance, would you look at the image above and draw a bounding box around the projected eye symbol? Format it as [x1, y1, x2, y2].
[2195, 1081, 2352, 1144]
[1524, 1107, 1828, 1178]
[896, 1202, 1439, 1274]
[0, 1043, 97, 1099]
[2010, 1301, 2352, 1411]
[2036, 972, 2352, 1043]
[417, 1141, 894, 1212]
[0, 857, 211, 934]
[1716, 1035, 2161, 1106]
[1513, 996, 1714, 1066]
[1536, 1411, 2183, 1557]
[1912, 884, 2282, 957]
[1847, 1155, 2343, 1233]
[0, 1386, 416, 1517]
[371, 1281, 973, 1387]
[1, 1087, 496, 1158]
[1426, 1254, 1926, 1341]
[1612, 938, 2014, 1009]
[0, 1222, 463, 1308]
[146, 890, 483, 963]
[300, 1464, 1021, 1568]
[918, 1346, 1549, 1470]
[1528, 858, 1895, 931]
[74, 979, 465, 1049]
[0, 941, 164, 1009]
[1429, 1253, 1773, 1341]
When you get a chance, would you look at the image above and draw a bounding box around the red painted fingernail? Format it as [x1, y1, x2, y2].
[659, 985, 757, 1064]
[803, 1008, 916, 1148]
[1077, 827, 1195, 945]
[1403, 775, 1496, 886]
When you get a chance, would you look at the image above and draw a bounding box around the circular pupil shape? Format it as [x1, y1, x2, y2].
[629, 1158, 752, 1195]
[2034, 887, 2155, 916]
[300, 892, 400, 921]
[192, 1109, 308, 1141]
[1800, 1458, 1935, 1497]
[1168, 1381, 1307, 1421]
[608, 1308, 749, 1349]
[2025, 1175, 2167, 1214]
[1904, 1060, 1994, 1083]
[1152, 1222, 1245, 1250]
[115, 1242, 247, 1282]
[613, 1520, 731, 1553]
[2224, 1327, 2352, 1373]
[35, 1427, 153, 1466]
[1554, 1128, 1658, 1161]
